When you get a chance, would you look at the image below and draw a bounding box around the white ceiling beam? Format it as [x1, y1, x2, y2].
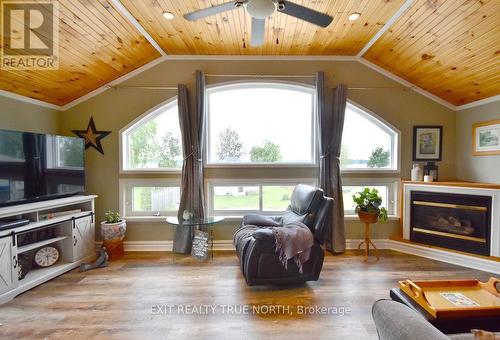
[357, 57, 458, 111]
[110, 0, 166, 56]
[356, 0, 415, 57]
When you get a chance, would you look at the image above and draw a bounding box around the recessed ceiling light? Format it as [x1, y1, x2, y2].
[162, 11, 175, 20]
[348, 12, 361, 21]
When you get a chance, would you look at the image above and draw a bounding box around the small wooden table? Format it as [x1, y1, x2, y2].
[390, 287, 500, 334]
[358, 219, 379, 262]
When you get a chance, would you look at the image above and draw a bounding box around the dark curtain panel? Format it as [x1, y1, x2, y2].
[173, 71, 207, 253]
[317, 72, 347, 253]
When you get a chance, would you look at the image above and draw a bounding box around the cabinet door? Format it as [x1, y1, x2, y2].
[0, 237, 17, 295]
[72, 216, 94, 261]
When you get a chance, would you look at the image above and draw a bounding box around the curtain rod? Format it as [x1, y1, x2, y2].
[108, 85, 178, 90]
[205, 73, 316, 78]
[108, 84, 406, 91]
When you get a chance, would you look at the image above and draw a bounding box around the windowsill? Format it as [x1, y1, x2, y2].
[344, 215, 400, 221]
[122, 216, 169, 223]
[341, 169, 400, 175]
[120, 169, 182, 175]
[205, 163, 318, 169]
[123, 215, 400, 223]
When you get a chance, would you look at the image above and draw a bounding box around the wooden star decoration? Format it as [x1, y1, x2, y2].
[72, 117, 111, 155]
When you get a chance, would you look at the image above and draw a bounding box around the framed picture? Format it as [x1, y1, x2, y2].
[473, 119, 500, 156]
[413, 126, 443, 161]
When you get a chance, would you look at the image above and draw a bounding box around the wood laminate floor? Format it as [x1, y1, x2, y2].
[0, 250, 495, 340]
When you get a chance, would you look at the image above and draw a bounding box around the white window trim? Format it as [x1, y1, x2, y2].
[206, 178, 317, 217]
[342, 177, 401, 218]
[341, 99, 401, 174]
[119, 178, 181, 221]
[119, 97, 182, 174]
[204, 81, 318, 168]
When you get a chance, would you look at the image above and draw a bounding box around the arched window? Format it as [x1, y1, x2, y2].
[119, 99, 182, 219]
[340, 101, 400, 217]
[206, 82, 315, 164]
[205, 82, 317, 216]
[341, 102, 399, 171]
[121, 98, 182, 171]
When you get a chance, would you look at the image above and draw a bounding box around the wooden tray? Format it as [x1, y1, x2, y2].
[399, 277, 500, 318]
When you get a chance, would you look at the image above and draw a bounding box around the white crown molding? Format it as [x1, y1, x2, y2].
[0, 89, 62, 110]
[357, 57, 458, 111]
[110, 0, 166, 56]
[60, 56, 169, 111]
[455, 94, 500, 111]
[357, 0, 416, 57]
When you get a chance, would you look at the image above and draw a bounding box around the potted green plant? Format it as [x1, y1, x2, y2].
[353, 188, 388, 223]
[100, 211, 127, 260]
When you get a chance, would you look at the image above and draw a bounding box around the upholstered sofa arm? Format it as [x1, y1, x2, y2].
[251, 228, 276, 242]
[372, 300, 451, 340]
[243, 214, 281, 227]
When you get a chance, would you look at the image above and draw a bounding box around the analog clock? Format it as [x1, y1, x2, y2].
[34, 246, 60, 267]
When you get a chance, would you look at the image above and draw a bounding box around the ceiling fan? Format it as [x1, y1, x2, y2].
[183, 0, 333, 47]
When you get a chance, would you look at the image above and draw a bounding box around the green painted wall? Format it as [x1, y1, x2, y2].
[56, 59, 457, 242]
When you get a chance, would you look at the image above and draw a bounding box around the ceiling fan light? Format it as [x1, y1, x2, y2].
[348, 12, 361, 21]
[162, 11, 175, 20]
[245, 0, 276, 19]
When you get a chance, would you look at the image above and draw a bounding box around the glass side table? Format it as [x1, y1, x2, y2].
[165, 217, 226, 261]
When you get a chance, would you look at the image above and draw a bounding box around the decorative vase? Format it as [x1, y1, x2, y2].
[411, 163, 423, 181]
[100, 220, 127, 260]
[357, 210, 379, 224]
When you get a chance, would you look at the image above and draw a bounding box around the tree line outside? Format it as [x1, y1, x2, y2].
[216, 127, 389, 167]
[130, 123, 389, 167]
[341, 145, 390, 168]
[216, 127, 282, 162]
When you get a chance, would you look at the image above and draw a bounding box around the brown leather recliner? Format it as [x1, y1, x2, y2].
[234, 184, 333, 286]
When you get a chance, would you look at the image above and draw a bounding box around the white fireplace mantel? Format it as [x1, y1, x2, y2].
[402, 181, 500, 258]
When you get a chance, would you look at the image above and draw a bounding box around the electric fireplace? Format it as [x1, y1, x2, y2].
[410, 191, 491, 256]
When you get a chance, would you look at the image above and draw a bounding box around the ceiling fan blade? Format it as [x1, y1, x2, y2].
[184, 1, 239, 21]
[250, 17, 266, 46]
[279, 1, 333, 27]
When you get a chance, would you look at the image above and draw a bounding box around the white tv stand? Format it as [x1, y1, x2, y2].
[0, 195, 97, 305]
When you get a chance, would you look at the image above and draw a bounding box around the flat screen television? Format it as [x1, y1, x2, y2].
[0, 129, 85, 207]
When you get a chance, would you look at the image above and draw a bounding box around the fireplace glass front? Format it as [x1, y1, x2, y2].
[410, 191, 491, 256]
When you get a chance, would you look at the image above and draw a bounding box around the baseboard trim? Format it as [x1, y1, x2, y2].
[387, 239, 500, 275]
[95, 239, 500, 274]
[95, 240, 235, 252]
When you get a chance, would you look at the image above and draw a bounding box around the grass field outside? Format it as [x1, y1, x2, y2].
[214, 185, 294, 211]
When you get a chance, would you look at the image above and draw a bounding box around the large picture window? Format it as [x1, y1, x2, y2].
[340, 102, 399, 172]
[121, 99, 182, 172]
[206, 83, 315, 165]
[207, 180, 316, 216]
[342, 178, 399, 217]
[119, 179, 180, 218]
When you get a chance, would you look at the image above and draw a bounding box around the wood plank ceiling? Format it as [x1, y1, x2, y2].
[0, 0, 160, 105]
[0, 0, 498, 107]
[120, 0, 406, 55]
[363, 0, 500, 106]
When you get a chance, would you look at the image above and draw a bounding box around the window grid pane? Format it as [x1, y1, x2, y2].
[342, 185, 389, 214]
[213, 186, 260, 211]
[131, 186, 180, 213]
[207, 84, 315, 165]
[262, 185, 294, 211]
[340, 103, 397, 170]
[125, 102, 183, 170]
